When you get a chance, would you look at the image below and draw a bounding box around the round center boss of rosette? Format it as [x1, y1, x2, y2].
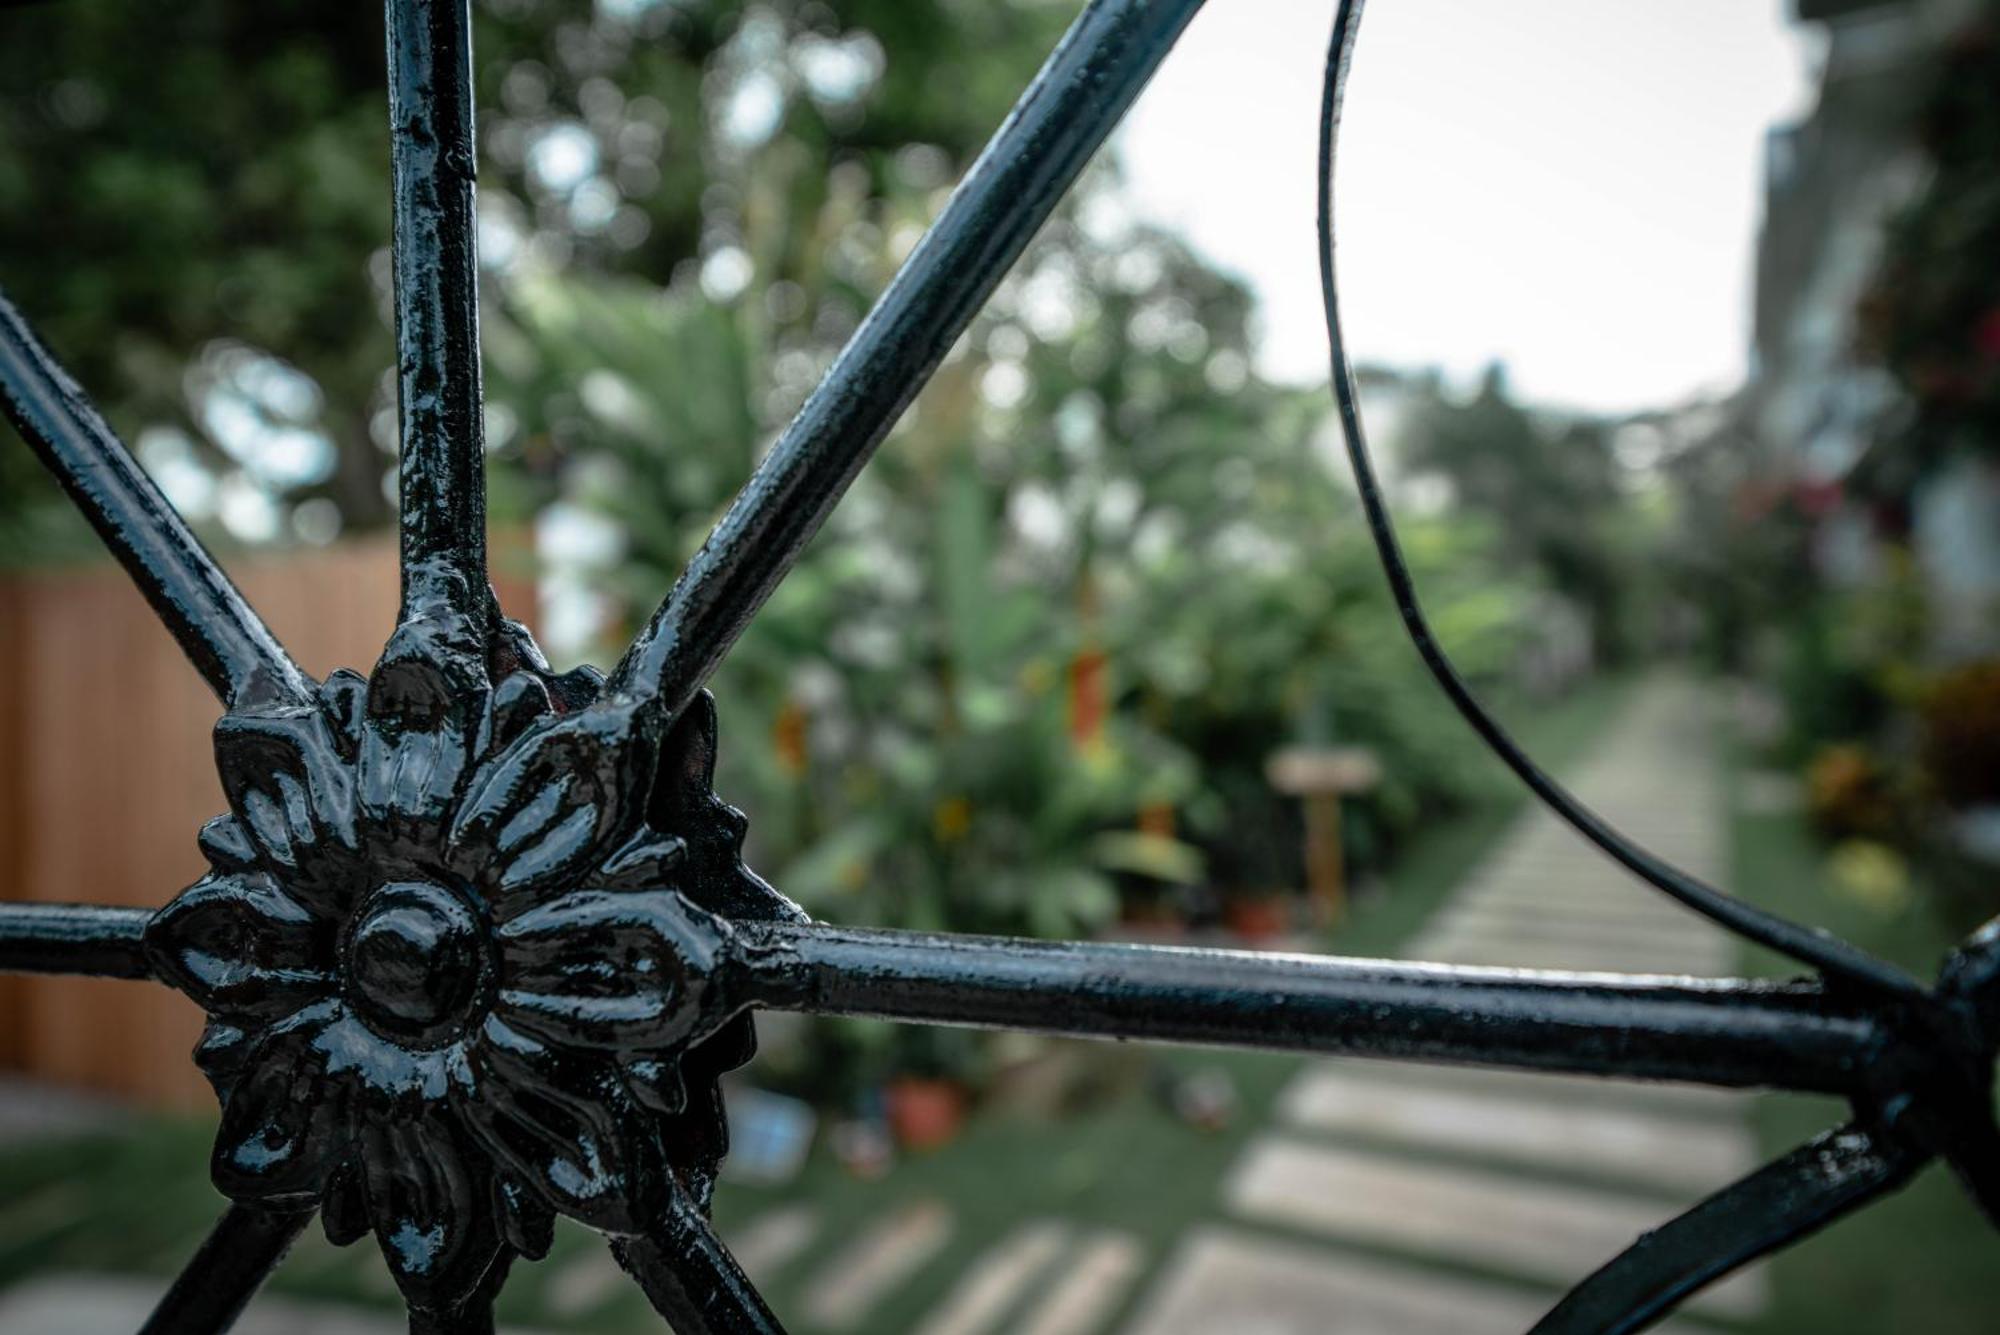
[343, 879, 491, 1046]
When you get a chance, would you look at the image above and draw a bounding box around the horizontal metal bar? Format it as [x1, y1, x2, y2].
[0, 902, 153, 979]
[0, 292, 315, 712]
[609, 0, 1207, 725]
[731, 923, 1887, 1095]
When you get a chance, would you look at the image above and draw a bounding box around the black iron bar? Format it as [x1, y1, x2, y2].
[138, 1202, 312, 1334]
[0, 295, 314, 711]
[612, 1189, 788, 1334]
[0, 902, 154, 979]
[1312, 0, 1925, 1003]
[385, 0, 488, 624]
[1529, 1124, 1925, 1334]
[409, 1300, 495, 1335]
[608, 0, 1206, 726]
[732, 923, 1887, 1095]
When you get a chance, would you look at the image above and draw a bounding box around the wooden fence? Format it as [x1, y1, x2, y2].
[0, 534, 536, 1109]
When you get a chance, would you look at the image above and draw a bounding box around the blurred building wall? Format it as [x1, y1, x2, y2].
[0, 533, 536, 1110]
[1751, 0, 2000, 658]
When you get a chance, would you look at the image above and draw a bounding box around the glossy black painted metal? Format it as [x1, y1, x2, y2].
[408, 1295, 496, 1335]
[1529, 1124, 1925, 1334]
[0, 902, 154, 978]
[612, 1187, 786, 1335]
[139, 1203, 312, 1335]
[0, 295, 313, 711]
[385, 0, 488, 628]
[608, 0, 1208, 730]
[728, 923, 1888, 1094]
[144, 639, 775, 1315]
[1, 0, 1996, 1329]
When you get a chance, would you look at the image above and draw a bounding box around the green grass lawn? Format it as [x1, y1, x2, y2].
[1725, 731, 1994, 1335]
[0, 675, 1634, 1331]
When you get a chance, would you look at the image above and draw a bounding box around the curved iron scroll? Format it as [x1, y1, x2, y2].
[0, 0, 1995, 1331]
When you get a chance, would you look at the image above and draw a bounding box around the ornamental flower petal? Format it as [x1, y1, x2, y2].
[648, 692, 806, 924]
[358, 610, 489, 842]
[195, 814, 262, 875]
[492, 1171, 556, 1261]
[214, 709, 363, 916]
[211, 1000, 349, 1202]
[453, 1015, 666, 1234]
[476, 670, 557, 760]
[321, 1156, 372, 1246]
[360, 1115, 506, 1309]
[143, 872, 330, 1020]
[494, 887, 725, 1052]
[447, 698, 653, 913]
[318, 668, 369, 759]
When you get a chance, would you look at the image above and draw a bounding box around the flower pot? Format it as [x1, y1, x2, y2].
[886, 1077, 967, 1152]
[1222, 894, 1289, 942]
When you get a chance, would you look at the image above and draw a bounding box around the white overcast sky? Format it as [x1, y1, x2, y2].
[1114, 0, 1821, 414]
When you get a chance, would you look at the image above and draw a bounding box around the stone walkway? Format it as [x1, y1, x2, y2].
[849, 676, 1762, 1335]
[1126, 676, 1762, 1334]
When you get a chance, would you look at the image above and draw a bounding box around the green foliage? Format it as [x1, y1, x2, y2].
[494, 155, 1539, 957]
[1391, 365, 1648, 664]
[2, 0, 1557, 1102]
[0, 2, 395, 537]
[0, 0, 1069, 551]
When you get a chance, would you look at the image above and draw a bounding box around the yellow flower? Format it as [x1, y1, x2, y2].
[933, 796, 972, 843]
[1827, 840, 1911, 915]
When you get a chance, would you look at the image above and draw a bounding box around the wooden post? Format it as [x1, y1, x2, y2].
[1266, 746, 1381, 928]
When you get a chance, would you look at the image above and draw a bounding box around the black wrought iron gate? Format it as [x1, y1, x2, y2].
[1, 1, 1994, 1332]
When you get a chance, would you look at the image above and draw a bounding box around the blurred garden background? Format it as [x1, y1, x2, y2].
[1, 0, 1998, 1330]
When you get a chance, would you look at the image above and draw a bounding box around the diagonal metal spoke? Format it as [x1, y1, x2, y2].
[1312, 0, 1923, 1002]
[0, 902, 154, 978]
[138, 1202, 313, 1335]
[608, 0, 1206, 726]
[0, 294, 313, 711]
[409, 1299, 495, 1335]
[385, 0, 489, 626]
[407, 1249, 508, 1334]
[727, 921, 1884, 1095]
[1530, 1124, 1926, 1335]
[612, 1183, 787, 1334]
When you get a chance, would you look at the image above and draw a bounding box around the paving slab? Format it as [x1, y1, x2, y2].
[0, 1274, 556, 1334]
[1303, 1059, 1753, 1121]
[1120, 1227, 1550, 1335]
[1224, 1137, 1765, 1318]
[725, 1205, 820, 1283]
[1454, 875, 1729, 908]
[1277, 1066, 1758, 1191]
[1422, 903, 1733, 946]
[543, 1246, 627, 1319]
[1407, 932, 1734, 977]
[913, 1220, 1069, 1335]
[801, 1199, 955, 1330]
[1409, 917, 1732, 961]
[1015, 1230, 1144, 1335]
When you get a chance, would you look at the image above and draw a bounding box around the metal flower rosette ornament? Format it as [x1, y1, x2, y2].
[144, 605, 798, 1310]
[5, 0, 2000, 1331]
